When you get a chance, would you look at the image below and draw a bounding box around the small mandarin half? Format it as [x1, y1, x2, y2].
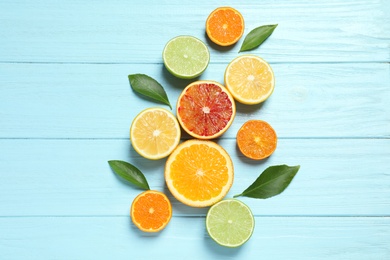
[206, 7, 245, 46]
[176, 80, 236, 140]
[236, 120, 277, 160]
[225, 55, 275, 105]
[165, 139, 234, 207]
[130, 190, 172, 233]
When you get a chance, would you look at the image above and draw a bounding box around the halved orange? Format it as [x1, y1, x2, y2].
[236, 120, 277, 160]
[130, 190, 172, 232]
[176, 80, 236, 140]
[165, 139, 234, 207]
[206, 7, 245, 46]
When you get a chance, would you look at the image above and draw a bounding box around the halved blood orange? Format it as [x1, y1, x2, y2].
[176, 80, 236, 139]
[236, 120, 277, 160]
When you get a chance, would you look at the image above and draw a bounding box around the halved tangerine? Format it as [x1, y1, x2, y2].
[130, 190, 172, 232]
[206, 7, 245, 46]
[176, 80, 236, 139]
[236, 120, 277, 160]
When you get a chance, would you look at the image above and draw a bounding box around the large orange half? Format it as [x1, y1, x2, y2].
[165, 139, 234, 207]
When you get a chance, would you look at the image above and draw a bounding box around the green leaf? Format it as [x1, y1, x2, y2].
[128, 74, 172, 109]
[108, 160, 150, 190]
[234, 164, 299, 199]
[239, 24, 278, 52]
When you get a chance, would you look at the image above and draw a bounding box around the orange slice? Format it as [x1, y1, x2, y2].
[236, 120, 277, 160]
[165, 139, 234, 207]
[130, 190, 172, 232]
[225, 55, 275, 105]
[206, 7, 245, 46]
[176, 80, 236, 140]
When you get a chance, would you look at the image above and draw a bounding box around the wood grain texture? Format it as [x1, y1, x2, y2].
[1, 0, 389, 258]
[1, 63, 389, 138]
[0, 0, 389, 63]
[0, 217, 389, 259]
[1, 139, 389, 217]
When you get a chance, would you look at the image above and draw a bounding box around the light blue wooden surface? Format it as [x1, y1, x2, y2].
[1, 0, 389, 259]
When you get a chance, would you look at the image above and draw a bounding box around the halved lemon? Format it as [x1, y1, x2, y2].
[225, 55, 275, 105]
[130, 107, 181, 160]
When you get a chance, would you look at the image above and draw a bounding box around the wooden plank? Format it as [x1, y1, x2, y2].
[1, 62, 389, 138]
[1, 0, 389, 63]
[0, 216, 389, 259]
[1, 139, 389, 216]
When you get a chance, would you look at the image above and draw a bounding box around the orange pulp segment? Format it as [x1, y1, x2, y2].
[236, 120, 277, 160]
[131, 190, 172, 232]
[206, 7, 245, 46]
[176, 80, 236, 139]
[165, 139, 234, 207]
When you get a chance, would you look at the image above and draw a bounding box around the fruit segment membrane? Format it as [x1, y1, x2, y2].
[170, 144, 230, 201]
[177, 82, 234, 137]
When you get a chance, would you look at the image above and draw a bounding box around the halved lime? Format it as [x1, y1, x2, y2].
[162, 35, 210, 79]
[206, 199, 254, 247]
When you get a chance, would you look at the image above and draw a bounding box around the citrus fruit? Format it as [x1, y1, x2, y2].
[206, 199, 255, 247]
[165, 139, 234, 207]
[225, 55, 275, 105]
[162, 35, 210, 79]
[206, 7, 245, 46]
[131, 190, 172, 233]
[130, 107, 181, 160]
[236, 120, 277, 160]
[176, 80, 236, 139]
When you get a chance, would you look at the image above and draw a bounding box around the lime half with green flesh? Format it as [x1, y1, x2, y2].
[163, 36, 210, 79]
[206, 199, 254, 247]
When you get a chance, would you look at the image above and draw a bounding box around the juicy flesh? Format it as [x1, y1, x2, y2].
[237, 121, 277, 159]
[178, 83, 233, 137]
[169, 144, 230, 202]
[208, 8, 244, 44]
[132, 192, 171, 230]
[207, 200, 254, 246]
[227, 57, 273, 101]
[132, 110, 178, 156]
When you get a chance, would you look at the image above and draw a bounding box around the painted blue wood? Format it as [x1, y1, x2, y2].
[1, 63, 389, 138]
[0, 138, 389, 217]
[0, 217, 389, 259]
[1, 0, 389, 259]
[0, 0, 389, 63]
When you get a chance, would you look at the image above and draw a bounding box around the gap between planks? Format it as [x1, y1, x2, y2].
[0, 137, 388, 140]
[0, 61, 389, 65]
[1, 215, 389, 218]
